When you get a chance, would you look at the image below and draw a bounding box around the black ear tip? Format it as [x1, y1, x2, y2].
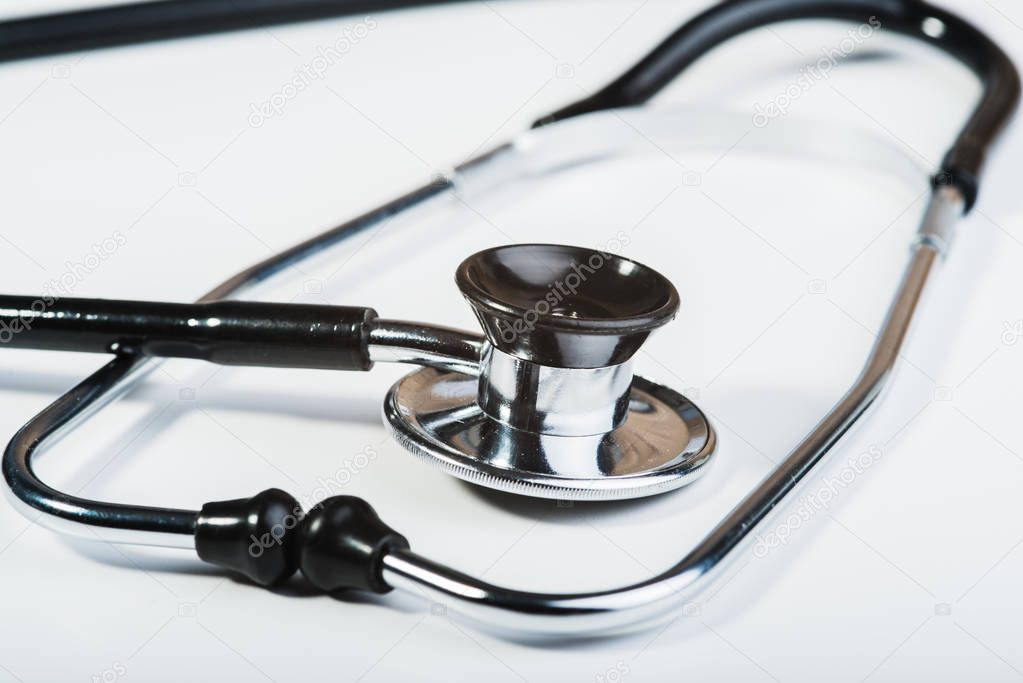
[194, 492, 408, 594]
[298, 496, 409, 594]
[194, 488, 303, 587]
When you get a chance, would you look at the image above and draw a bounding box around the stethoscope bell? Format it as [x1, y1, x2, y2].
[384, 244, 716, 500]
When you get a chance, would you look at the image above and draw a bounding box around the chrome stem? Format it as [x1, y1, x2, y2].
[476, 344, 634, 437]
[368, 319, 482, 374]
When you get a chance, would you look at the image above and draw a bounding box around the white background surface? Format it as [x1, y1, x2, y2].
[1, 0, 1023, 681]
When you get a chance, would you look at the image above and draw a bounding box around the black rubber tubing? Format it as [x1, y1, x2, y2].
[0, 0, 1015, 207]
[0, 296, 377, 371]
[0, 0, 471, 62]
[537, 0, 1020, 211]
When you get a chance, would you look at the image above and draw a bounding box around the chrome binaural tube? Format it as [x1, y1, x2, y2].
[377, 187, 964, 635]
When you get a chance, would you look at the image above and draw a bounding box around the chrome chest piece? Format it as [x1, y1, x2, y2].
[384, 244, 716, 500]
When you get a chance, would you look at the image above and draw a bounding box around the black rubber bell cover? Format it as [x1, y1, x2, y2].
[456, 244, 680, 368]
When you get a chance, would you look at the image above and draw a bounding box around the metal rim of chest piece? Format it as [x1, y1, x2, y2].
[383, 366, 716, 500]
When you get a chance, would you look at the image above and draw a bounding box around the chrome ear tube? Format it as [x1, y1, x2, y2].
[384, 244, 716, 500]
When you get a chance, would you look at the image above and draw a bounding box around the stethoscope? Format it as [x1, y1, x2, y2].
[1, 0, 1019, 638]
